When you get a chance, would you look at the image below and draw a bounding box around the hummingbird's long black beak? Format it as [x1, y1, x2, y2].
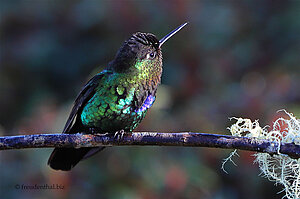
[159, 22, 188, 48]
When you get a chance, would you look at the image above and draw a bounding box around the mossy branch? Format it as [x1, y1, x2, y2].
[0, 132, 300, 159]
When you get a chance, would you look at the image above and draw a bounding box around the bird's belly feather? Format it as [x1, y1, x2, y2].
[80, 86, 151, 132]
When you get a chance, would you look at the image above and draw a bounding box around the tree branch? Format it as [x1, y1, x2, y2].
[0, 132, 300, 159]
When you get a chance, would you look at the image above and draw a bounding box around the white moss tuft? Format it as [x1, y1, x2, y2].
[226, 110, 300, 199]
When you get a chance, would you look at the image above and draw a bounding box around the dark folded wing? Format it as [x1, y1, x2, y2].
[63, 71, 110, 133]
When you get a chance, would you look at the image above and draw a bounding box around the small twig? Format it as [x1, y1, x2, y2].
[0, 132, 300, 159]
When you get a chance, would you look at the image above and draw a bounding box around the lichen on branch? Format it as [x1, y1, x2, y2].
[226, 110, 300, 199]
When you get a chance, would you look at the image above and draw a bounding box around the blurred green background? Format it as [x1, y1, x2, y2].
[0, 0, 299, 198]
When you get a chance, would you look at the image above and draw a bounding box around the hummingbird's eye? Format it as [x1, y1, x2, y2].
[147, 51, 156, 59]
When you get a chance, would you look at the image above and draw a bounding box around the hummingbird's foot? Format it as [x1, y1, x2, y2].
[114, 130, 126, 143]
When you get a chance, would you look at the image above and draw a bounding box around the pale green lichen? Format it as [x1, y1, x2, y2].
[224, 110, 300, 199]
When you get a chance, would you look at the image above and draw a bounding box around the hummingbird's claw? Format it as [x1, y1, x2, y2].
[114, 130, 126, 143]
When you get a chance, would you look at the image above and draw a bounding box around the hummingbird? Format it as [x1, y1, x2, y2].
[48, 23, 188, 171]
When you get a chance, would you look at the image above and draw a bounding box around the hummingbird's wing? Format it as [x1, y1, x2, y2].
[48, 70, 112, 171]
[63, 70, 112, 134]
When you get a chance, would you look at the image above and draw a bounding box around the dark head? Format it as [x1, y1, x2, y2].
[110, 23, 188, 75]
[111, 32, 161, 73]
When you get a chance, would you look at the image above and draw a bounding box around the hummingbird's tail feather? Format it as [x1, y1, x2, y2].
[48, 147, 105, 171]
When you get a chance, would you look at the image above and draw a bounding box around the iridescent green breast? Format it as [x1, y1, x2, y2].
[80, 73, 150, 132]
